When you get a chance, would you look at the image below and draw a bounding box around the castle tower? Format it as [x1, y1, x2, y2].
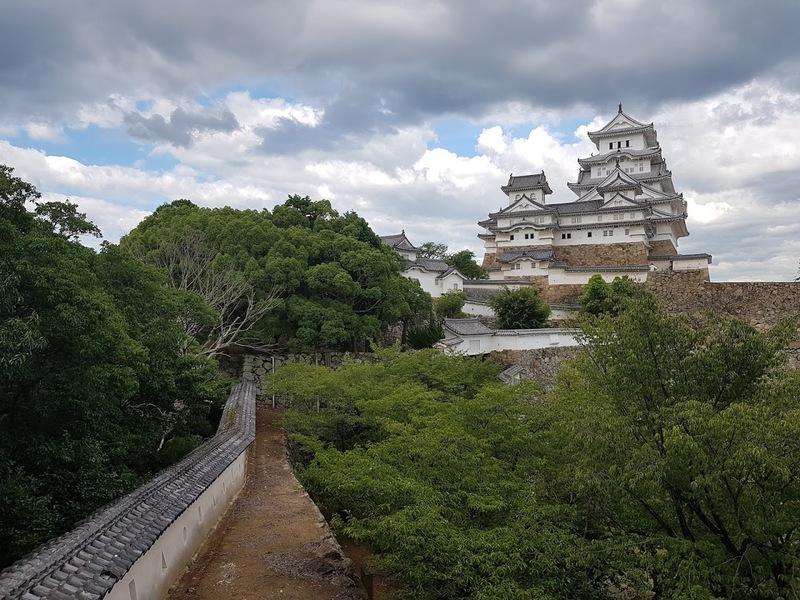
[478, 105, 711, 283]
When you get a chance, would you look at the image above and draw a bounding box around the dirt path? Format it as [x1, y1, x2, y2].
[168, 405, 364, 600]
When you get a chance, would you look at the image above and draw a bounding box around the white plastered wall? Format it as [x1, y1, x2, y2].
[106, 449, 249, 600]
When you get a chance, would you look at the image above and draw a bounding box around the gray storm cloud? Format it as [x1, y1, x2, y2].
[2, 0, 800, 131]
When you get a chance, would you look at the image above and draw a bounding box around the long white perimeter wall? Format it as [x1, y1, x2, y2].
[0, 382, 257, 600]
[444, 328, 581, 356]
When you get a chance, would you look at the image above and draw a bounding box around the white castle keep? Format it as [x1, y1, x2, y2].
[478, 104, 711, 284]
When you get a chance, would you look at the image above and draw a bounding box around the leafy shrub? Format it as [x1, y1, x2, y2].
[407, 320, 444, 349]
[488, 286, 550, 328]
[579, 274, 640, 316]
[435, 290, 467, 318]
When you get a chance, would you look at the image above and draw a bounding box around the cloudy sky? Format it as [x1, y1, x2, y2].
[2, 0, 800, 281]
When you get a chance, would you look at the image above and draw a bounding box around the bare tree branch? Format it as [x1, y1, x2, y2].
[150, 233, 279, 357]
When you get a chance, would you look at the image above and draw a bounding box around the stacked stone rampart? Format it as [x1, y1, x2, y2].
[646, 271, 800, 329]
[553, 242, 649, 266]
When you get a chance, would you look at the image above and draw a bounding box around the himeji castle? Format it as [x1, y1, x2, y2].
[478, 105, 712, 284]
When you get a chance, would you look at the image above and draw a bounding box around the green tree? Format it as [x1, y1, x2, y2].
[489, 286, 550, 328]
[544, 297, 800, 598]
[445, 249, 488, 279]
[435, 289, 467, 318]
[579, 274, 640, 316]
[120, 195, 428, 353]
[0, 166, 229, 567]
[418, 241, 448, 259]
[265, 351, 604, 600]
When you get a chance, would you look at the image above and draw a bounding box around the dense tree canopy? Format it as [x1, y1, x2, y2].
[0, 166, 230, 567]
[434, 289, 467, 319]
[579, 274, 640, 316]
[269, 298, 800, 599]
[268, 350, 604, 600]
[121, 195, 431, 353]
[445, 249, 488, 280]
[489, 286, 550, 328]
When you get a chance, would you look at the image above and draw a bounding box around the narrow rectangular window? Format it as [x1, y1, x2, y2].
[626, 140, 630, 147]
[510, 234, 514, 240]
[625, 228, 630, 235]
[617, 141, 622, 148]
[609, 142, 613, 150]
[587, 231, 592, 238]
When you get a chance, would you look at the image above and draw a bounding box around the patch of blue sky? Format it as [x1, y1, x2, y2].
[10, 125, 154, 168]
[429, 117, 484, 156]
[205, 79, 301, 104]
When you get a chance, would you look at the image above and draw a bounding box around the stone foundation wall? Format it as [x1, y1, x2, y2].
[554, 242, 649, 266]
[489, 346, 580, 389]
[646, 271, 800, 329]
[648, 240, 678, 256]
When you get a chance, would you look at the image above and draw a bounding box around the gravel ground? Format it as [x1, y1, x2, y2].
[167, 406, 364, 600]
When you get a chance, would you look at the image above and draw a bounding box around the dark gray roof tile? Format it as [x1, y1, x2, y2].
[443, 318, 495, 336]
[500, 172, 553, 195]
[0, 382, 256, 600]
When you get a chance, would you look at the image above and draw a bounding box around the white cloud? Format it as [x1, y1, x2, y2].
[25, 122, 64, 141]
[225, 92, 323, 129]
[2, 80, 800, 282]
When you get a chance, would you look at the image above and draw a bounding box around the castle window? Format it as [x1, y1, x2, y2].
[625, 228, 630, 235]
[587, 231, 592, 238]
[570, 216, 581, 224]
[510, 234, 514, 240]
[639, 166, 644, 171]
[614, 213, 623, 220]
[609, 143, 613, 150]
[626, 140, 630, 147]
[512, 262, 521, 270]
[561, 233, 572, 240]
[597, 215, 603, 222]
[617, 141, 622, 148]
[603, 229, 614, 237]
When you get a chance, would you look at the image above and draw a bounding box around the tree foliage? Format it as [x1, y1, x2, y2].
[435, 289, 467, 319]
[579, 274, 641, 316]
[418, 241, 448, 260]
[489, 286, 550, 328]
[267, 351, 604, 599]
[0, 166, 230, 567]
[121, 196, 431, 353]
[445, 249, 488, 279]
[542, 298, 800, 599]
[269, 297, 800, 599]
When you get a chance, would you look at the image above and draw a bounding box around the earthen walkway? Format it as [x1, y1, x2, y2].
[167, 405, 363, 600]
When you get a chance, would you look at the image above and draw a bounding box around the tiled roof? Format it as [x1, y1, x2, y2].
[650, 253, 712, 263]
[443, 318, 494, 336]
[497, 249, 555, 263]
[500, 173, 553, 195]
[0, 382, 257, 600]
[498, 364, 527, 384]
[406, 258, 450, 272]
[578, 146, 661, 166]
[380, 232, 420, 252]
